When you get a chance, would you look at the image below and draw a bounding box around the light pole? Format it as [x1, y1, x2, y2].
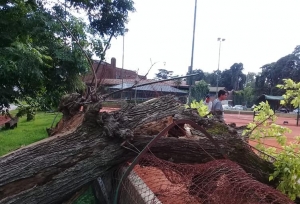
[216, 38, 225, 96]
[188, 0, 197, 105]
[121, 29, 128, 99]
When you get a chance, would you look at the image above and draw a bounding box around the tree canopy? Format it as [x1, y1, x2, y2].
[191, 80, 209, 101]
[254, 45, 300, 98]
[0, 0, 135, 110]
[155, 69, 173, 80]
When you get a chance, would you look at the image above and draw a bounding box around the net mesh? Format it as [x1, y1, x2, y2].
[118, 154, 293, 204]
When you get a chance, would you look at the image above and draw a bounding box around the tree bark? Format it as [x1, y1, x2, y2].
[0, 95, 275, 204]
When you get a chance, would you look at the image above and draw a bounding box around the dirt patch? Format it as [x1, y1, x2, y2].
[225, 113, 300, 148]
[0, 116, 11, 127]
[134, 165, 199, 204]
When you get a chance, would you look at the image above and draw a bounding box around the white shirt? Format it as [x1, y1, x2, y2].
[204, 100, 212, 111]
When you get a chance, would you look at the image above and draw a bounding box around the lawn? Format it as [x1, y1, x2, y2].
[0, 112, 62, 156]
[0, 111, 97, 203]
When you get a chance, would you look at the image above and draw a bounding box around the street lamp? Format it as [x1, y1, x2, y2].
[216, 38, 225, 96]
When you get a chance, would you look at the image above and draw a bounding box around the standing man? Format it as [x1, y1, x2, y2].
[203, 94, 212, 112]
[211, 90, 227, 122]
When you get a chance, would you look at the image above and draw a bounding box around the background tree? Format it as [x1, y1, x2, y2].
[219, 69, 233, 90]
[0, 0, 135, 111]
[204, 71, 218, 86]
[254, 45, 300, 98]
[230, 63, 246, 91]
[210, 63, 247, 91]
[172, 75, 182, 88]
[232, 86, 255, 106]
[245, 72, 256, 88]
[186, 69, 205, 83]
[277, 79, 300, 109]
[191, 80, 209, 101]
[0, 2, 90, 111]
[155, 69, 173, 80]
[65, 0, 135, 37]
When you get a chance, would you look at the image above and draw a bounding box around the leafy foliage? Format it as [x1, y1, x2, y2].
[196, 63, 246, 91]
[16, 105, 36, 121]
[269, 140, 300, 201]
[14, 98, 41, 121]
[185, 100, 210, 117]
[191, 80, 209, 101]
[243, 102, 300, 200]
[65, 0, 135, 37]
[0, 0, 135, 109]
[245, 72, 256, 88]
[204, 70, 218, 86]
[277, 79, 300, 108]
[255, 46, 300, 97]
[232, 86, 255, 106]
[186, 69, 205, 82]
[155, 69, 173, 80]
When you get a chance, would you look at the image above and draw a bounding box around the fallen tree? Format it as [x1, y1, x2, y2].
[0, 95, 283, 204]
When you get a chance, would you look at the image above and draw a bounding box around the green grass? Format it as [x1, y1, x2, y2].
[73, 186, 96, 204]
[0, 112, 62, 156]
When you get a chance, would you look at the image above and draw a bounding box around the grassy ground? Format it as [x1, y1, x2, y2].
[0, 112, 62, 156]
[73, 186, 96, 204]
[0, 111, 97, 203]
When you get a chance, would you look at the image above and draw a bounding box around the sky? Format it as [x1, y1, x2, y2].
[103, 0, 300, 79]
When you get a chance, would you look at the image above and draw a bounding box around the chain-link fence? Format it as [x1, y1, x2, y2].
[115, 153, 291, 204]
[91, 119, 292, 204]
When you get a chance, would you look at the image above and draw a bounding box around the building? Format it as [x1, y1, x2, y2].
[83, 60, 230, 104]
[108, 82, 187, 102]
[84, 57, 146, 86]
[256, 94, 284, 111]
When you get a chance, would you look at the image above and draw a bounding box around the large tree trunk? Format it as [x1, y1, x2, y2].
[0, 95, 276, 204]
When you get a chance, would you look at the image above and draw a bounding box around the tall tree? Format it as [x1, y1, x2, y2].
[186, 69, 205, 82]
[245, 72, 256, 88]
[172, 75, 182, 88]
[230, 63, 246, 91]
[255, 63, 275, 96]
[191, 80, 209, 101]
[204, 71, 218, 87]
[215, 63, 246, 91]
[155, 69, 173, 80]
[233, 86, 255, 107]
[220, 69, 233, 90]
[0, 0, 135, 109]
[255, 45, 300, 98]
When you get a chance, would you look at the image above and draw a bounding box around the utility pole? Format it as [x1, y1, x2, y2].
[121, 29, 128, 101]
[216, 38, 225, 96]
[188, 0, 197, 105]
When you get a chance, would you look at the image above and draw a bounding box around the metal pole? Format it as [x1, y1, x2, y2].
[188, 0, 197, 105]
[297, 105, 299, 126]
[216, 38, 225, 97]
[121, 33, 125, 100]
[121, 34, 125, 87]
